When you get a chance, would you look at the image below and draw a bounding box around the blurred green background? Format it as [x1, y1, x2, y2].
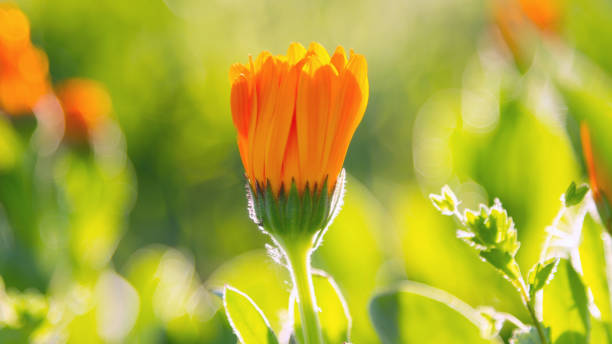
[2, 0, 612, 342]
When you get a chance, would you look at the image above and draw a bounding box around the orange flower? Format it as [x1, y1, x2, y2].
[229, 42, 368, 196]
[519, 0, 560, 33]
[57, 79, 112, 141]
[0, 5, 49, 115]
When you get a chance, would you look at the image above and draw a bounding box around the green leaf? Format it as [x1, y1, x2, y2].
[565, 262, 590, 337]
[369, 281, 494, 344]
[553, 331, 586, 344]
[510, 326, 551, 344]
[479, 248, 520, 281]
[564, 182, 589, 207]
[542, 259, 592, 342]
[477, 307, 524, 341]
[528, 258, 560, 298]
[223, 286, 279, 344]
[291, 270, 351, 344]
[207, 251, 290, 333]
[429, 185, 459, 216]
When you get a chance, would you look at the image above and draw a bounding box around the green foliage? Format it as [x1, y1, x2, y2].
[4, 0, 612, 342]
[541, 259, 592, 343]
[528, 259, 560, 299]
[564, 182, 589, 208]
[565, 262, 591, 338]
[369, 282, 494, 344]
[429, 185, 459, 216]
[430, 187, 521, 283]
[223, 286, 279, 344]
[292, 270, 351, 344]
[510, 327, 551, 344]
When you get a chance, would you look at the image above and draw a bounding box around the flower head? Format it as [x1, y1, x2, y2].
[57, 79, 111, 141]
[229, 42, 368, 197]
[519, 0, 560, 33]
[0, 5, 49, 115]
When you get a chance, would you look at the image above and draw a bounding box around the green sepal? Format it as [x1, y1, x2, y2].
[316, 179, 331, 230]
[285, 181, 300, 233]
[312, 179, 330, 229]
[300, 183, 313, 233]
[251, 182, 265, 225]
[263, 182, 283, 233]
[245, 173, 343, 241]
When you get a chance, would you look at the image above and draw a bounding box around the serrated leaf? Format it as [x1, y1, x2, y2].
[528, 258, 560, 298]
[290, 270, 351, 344]
[510, 326, 551, 344]
[369, 281, 494, 344]
[223, 286, 279, 344]
[429, 185, 458, 216]
[480, 248, 520, 281]
[564, 182, 589, 207]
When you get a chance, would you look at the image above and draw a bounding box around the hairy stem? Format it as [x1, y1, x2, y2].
[284, 241, 323, 344]
[517, 279, 548, 344]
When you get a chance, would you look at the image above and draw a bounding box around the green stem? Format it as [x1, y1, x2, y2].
[284, 240, 323, 344]
[517, 280, 548, 344]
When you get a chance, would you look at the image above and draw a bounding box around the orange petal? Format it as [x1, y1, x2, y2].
[230, 74, 252, 137]
[281, 121, 301, 192]
[324, 54, 368, 187]
[254, 51, 272, 73]
[229, 63, 249, 83]
[307, 42, 330, 64]
[251, 57, 280, 185]
[296, 56, 325, 185]
[238, 135, 252, 186]
[264, 60, 296, 194]
[287, 42, 307, 65]
[330, 46, 347, 73]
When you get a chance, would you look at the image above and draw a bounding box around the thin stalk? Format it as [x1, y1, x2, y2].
[517, 280, 548, 344]
[284, 241, 323, 344]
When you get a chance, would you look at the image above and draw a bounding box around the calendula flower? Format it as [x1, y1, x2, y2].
[228, 42, 368, 344]
[580, 122, 612, 231]
[230, 42, 368, 197]
[0, 5, 49, 115]
[492, 0, 560, 71]
[229, 42, 368, 238]
[519, 0, 560, 33]
[57, 79, 112, 141]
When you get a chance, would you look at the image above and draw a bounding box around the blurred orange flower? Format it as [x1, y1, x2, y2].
[0, 5, 49, 115]
[57, 79, 111, 141]
[492, 0, 561, 69]
[519, 0, 560, 33]
[229, 42, 368, 196]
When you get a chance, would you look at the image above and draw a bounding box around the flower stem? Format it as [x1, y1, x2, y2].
[517, 279, 548, 344]
[284, 240, 323, 344]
